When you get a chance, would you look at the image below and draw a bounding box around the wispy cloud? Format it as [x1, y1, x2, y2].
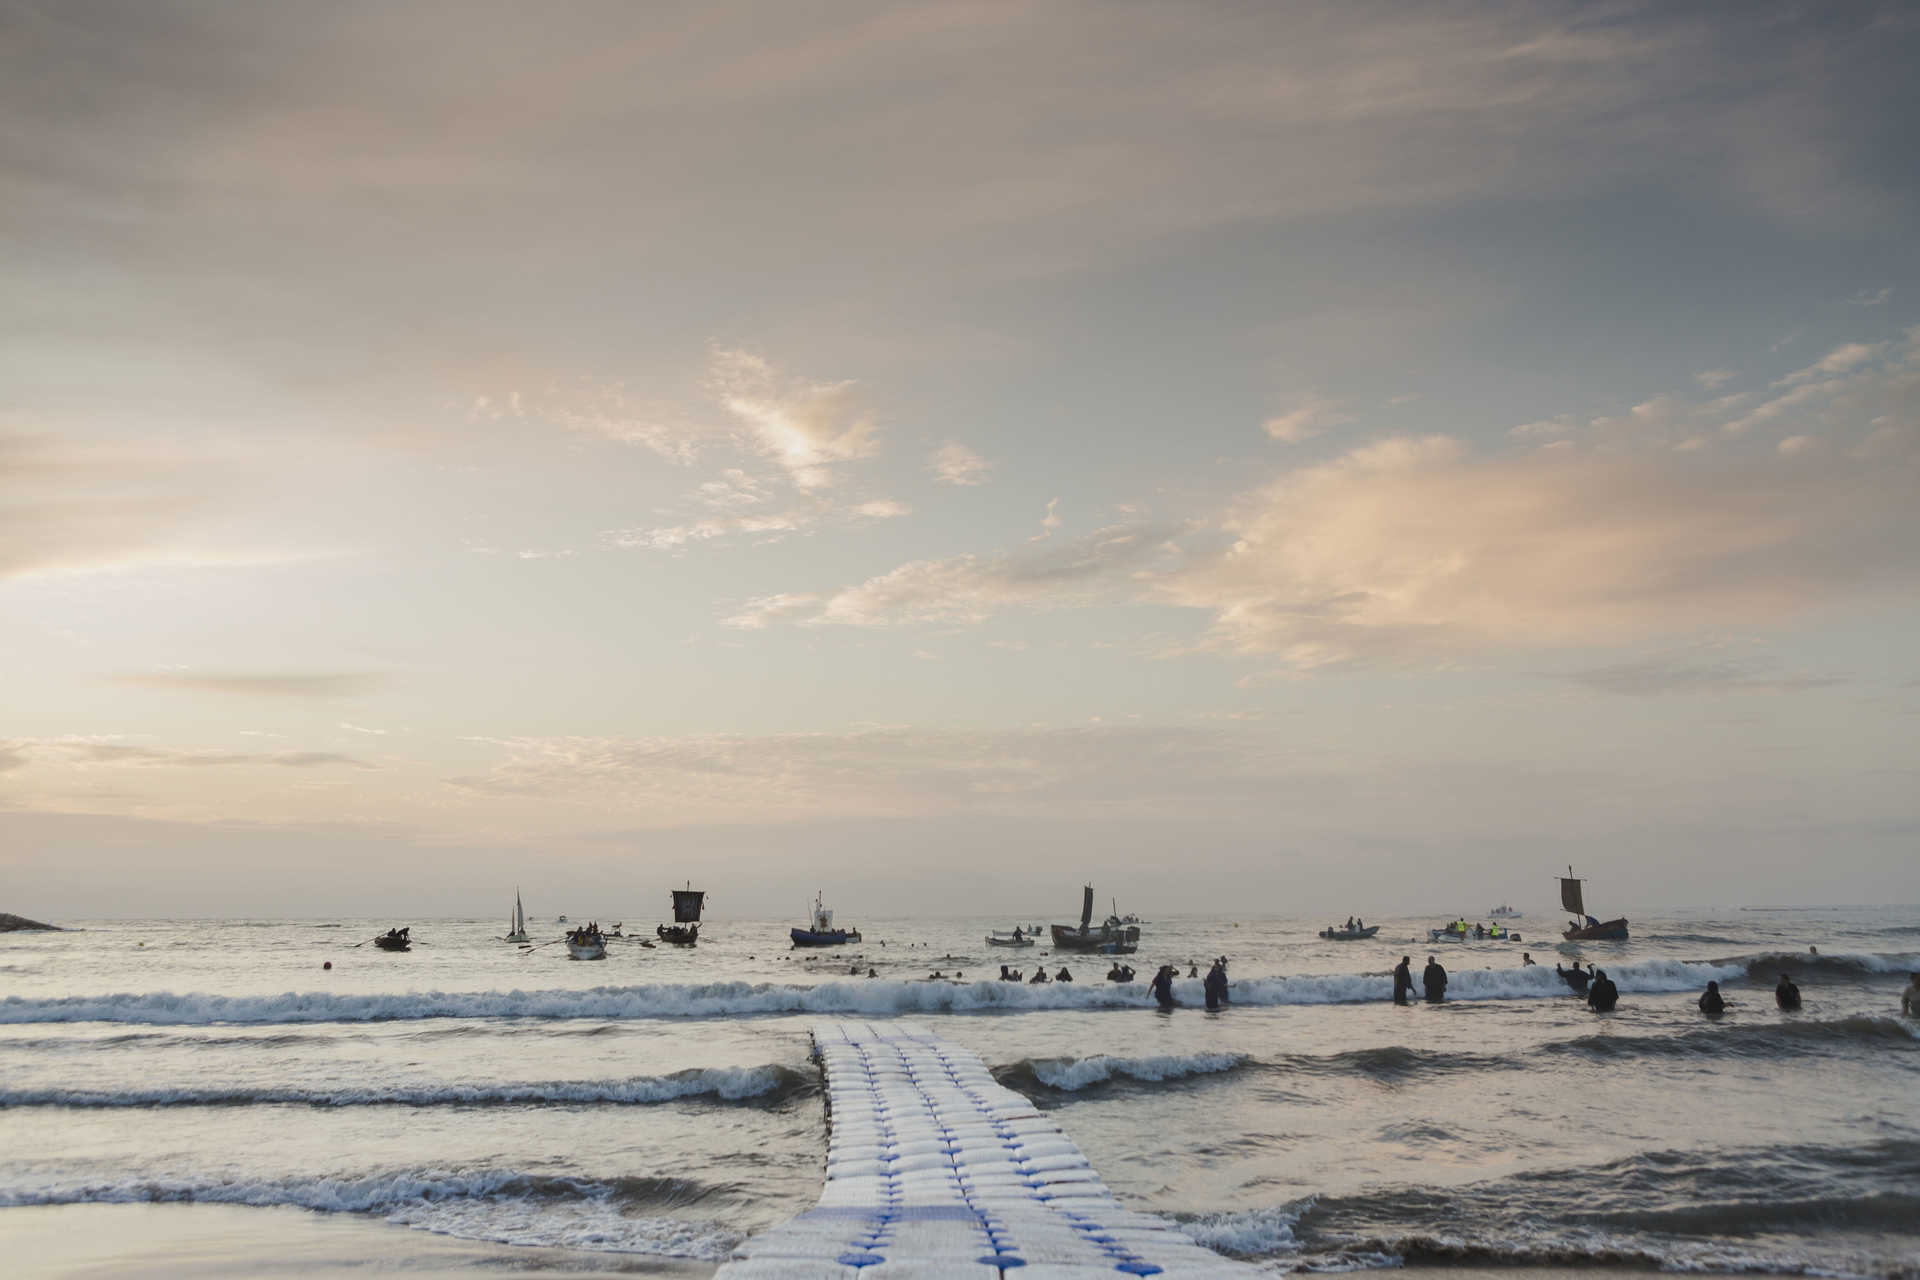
[725, 520, 1188, 631]
[1694, 369, 1737, 390]
[930, 442, 990, 486]
[113, 673, 382, 698]
[1558, 653, 1843, 697]
[1262, 398, 1353, 444]
[1159, 417, 1920, 668]
[706, 348, 877, 492]
[1847, 287, 1892, 307]
[7, 739, 372, 769]
[448, 722, 1325, 821]
[1774, 342, 1885, 388]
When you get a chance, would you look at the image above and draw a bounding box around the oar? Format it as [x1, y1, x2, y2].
[351, 934, 390, 948]
[519, 936, 568, 956]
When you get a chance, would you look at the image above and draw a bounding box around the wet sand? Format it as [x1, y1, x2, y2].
[0, 1203, 1810, 1278]
[1, 1204, 720, 1277]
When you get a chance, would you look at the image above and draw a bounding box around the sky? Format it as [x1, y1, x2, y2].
[3, 0, 1918, 919]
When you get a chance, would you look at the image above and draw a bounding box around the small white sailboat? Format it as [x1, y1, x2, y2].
[503, 888, 529, 943]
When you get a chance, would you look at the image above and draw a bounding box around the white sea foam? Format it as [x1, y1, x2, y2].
[0, 954, 1816, 1026]
[0, 1168, 743, 1259]
[1026, 1051, 1247, 1091]
[0, 1063, 800, 1109]
[1178, 1200, 1310, 1258]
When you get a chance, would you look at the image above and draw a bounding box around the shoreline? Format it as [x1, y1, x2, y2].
[0, 1204, 1820, 1278]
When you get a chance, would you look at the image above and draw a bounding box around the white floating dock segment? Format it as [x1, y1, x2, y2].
[717, 1020, 1256, 1280]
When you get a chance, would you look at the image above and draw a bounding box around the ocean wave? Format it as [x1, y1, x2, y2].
[1725, 950, 1920, 979]
[1542, 1014, 1920, 1062]
[0, 1169, 745, 1259]
[3, 951, 1907, 1026]
[0, 1063, 813, 1110]
[1177, 1200, 1309, 1257]
[996, 1051, 1247, 1092]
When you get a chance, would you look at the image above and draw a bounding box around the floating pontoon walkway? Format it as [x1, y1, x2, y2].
[717, 1020, 1256, 1279]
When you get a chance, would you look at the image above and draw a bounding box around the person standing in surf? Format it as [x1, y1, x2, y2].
[1775, 972, 1801, 1010]
[1393, 955, 1416, 1005]
[1204, 958, 1229, 1010]
[1587, 968, 1619, 1012]
[1905, 973, 1920, 1017]
[1150, 964, 1178, 1010]
[1698, 981, 1725, 1015]
[1422, 955, 1448, 1003]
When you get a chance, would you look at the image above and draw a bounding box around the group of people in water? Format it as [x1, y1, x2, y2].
[1699, 971, 1802, 1014]
[998, 964, 1077, 984]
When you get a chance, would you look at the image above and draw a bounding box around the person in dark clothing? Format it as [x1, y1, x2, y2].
[1775, 972, 1801, 1010]
[1055, 966, 1073, 982]
[1204, 959, 1229, 1010]
[1587, 969, 1618, 1012]
[1422, 955, 1448, 1003]
[1698, 980, 1725, 1015]
[1029, 967, 1049, 984]
[1150, 965, 1178, 1009]
[1393, 956, 1416, 1005]
[1188, 964, 1200, 978]
[1557, 962, 1591, 993]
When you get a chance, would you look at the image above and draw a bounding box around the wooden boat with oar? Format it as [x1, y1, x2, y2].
[986, 927, 1036, 947]
[1050, 885, 1140, 953]
[564, 922, 608, 960]
[373, 927, 411, 952]
[1559, 866, 1629, 941]
[657, 884, 705, 946]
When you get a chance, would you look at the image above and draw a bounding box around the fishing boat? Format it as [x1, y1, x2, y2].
[1559, 866, 1629, 941]
[985, 928, 1036, 947]
[565, 923, 607, 960]
[374, 927, 411, 952]
[790, 891, 860, 947]
[1428, 920, 1522, 943]
[1318, 924, 1379, 940]
[503, 889, 529, 943]
[1488, 903, 1522, 918]
[657, 884, 705, 946]
[1049, 886, 1140, 953]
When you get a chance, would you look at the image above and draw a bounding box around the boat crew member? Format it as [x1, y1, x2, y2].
[1355, 918, 1364, 931]
[1775, 972, 1801, 1010]
[1422, 955, 1448, 1003]
[1904, 973, 1920, 1017]
[1150, 965, 1178, 1009]
[1393, 956, 1416, 1005]
[1698, 981, 1725, 1015]
[1204, 958, 1229, 1010]
[1587, 969, 1619, 1012]
[1345, 916, 1355, 930]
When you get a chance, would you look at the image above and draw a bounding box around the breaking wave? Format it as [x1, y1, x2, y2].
[6, 951, 1913, 1026]
[996, 1051, 1247, 1092]
[0, 1063, 813, 1110]
[0, 1169, 746, 1259]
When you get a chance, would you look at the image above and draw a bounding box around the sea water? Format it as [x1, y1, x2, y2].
[2, 907, 1915, 1275]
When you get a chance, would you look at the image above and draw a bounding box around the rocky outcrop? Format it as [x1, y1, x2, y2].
[0, 912, 60, 931]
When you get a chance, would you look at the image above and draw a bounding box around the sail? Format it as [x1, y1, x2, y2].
[1559, 876, 1586, 916]
[671, 888, 705, 923]
[1079, 885, 1094, 930]
[512, 890, 525, 935]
